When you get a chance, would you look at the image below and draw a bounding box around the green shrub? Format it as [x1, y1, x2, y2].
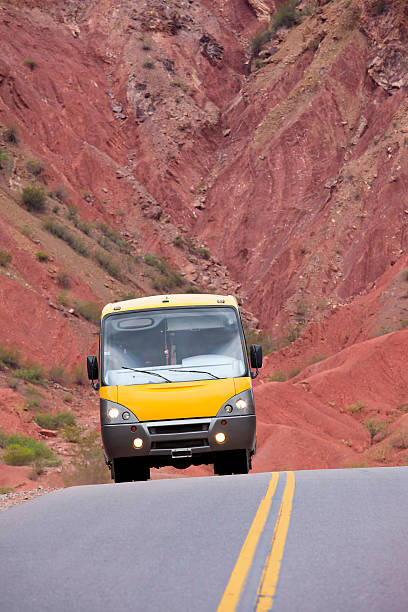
[118, 290, 138, 301]
[195, 247, 211, 260]
[374, 0, 386, 15]
[62, 429, 110, 485]
[170, 81, 189, 92]
[172, 236, 184, 248]
[62, 423, 83, 443]
[144, 254, 185, 292]
[143, 60, 155, 69]
[0, 428, 9, 448]
[181, 284, 202, 294]
[75, 219, 93, 235]
[73, 300, 101, 326]
[12, 363, 44, 385]
[24, 385, 44, 408]
[66, 205, 78, 221]
[96, 235, 112, 252]
[4, 125, 18, 144]
[57, 290, 69, 307]
[26, 159, 43, 176]
[273, 0, 299, 29]
[0, 346, 21, 368]
[401, 320, 408, 329]
[346, 401, 365, 414]
[307, 354, 328, 365]
[97, 223, 130, 252]
[268, 371, 287, 382]
[22, 185, 46, 212]
[34, 411, 76, 430]
[343, 460, 368, 469]
[43, 219, 89, 256]
[4, 445, 36, 465]
[390, 427, 408, 450]
[94, 250, 122, 280]
[288, 366, 301, 378]
[249, 29, 272, 56]
[0, 486, 14, 494]
[0, 149, 9, 169]
[35, 251, 49, 262]
[49, 364, 72, 385]
[49, 186, 68, 203]
[144, 253, 160, 267]
[56, 270, 71, 288]
[2, 431, 59, 466]
[365, 418, 386, 445]
[377, 326, 393, 336]
[245, 329, 276, 355]
[295, 299, 308, 321]
[64, 393, 73, 403]
[248, 0, 299, 58]
[282, 323, 303, 346]
[71, 364, 87, 385]
[24, 58, 36, 71]
[29, 459, 47, 479]
[0, 251, 12, 267]
[20, 224, 32, 237]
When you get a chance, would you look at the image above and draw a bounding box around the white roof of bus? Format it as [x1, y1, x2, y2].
[101, 294, 238, 318]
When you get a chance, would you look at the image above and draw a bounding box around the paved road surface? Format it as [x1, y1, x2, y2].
[1, 467, 407, 611]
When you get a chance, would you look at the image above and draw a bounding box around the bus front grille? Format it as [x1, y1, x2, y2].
[148, 422, 210, 435]
[151, 438, 208, 450]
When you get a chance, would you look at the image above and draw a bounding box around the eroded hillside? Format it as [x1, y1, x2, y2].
[1, 0, 408, 490]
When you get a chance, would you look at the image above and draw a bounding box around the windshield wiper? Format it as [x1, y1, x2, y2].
[121, 366, 171, 383]
[166, 368, 220, 380]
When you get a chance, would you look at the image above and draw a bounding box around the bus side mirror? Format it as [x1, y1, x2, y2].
[87, 356, 99, 390]
[250, 344, 262, 378]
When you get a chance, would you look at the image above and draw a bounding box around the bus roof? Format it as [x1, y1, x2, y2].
[101, 294, 239, 318]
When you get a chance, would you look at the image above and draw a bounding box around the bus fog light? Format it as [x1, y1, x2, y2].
[236, 399, 247, 410]
[215, 432, 226, 444]
[122, 411, 130, 420]
[225, 405, 233, 413]
[133, 437, 143, 449]
[108, 407, 119, 419]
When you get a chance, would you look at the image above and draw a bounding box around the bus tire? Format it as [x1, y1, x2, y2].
[213, 452, 233, 476]
[233, 449, 251, 474]
[112, 458, 150, 482]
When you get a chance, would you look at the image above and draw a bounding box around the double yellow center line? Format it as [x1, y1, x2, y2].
[217, 471, 295, 612]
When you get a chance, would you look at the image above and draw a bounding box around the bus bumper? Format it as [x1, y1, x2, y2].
[101, 415, 256, 467]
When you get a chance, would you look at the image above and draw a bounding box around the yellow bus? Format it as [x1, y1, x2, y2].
[87, 294, 262, 482]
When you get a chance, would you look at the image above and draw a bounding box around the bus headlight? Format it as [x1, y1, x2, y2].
[133, 437, 144, 449]
[108, 407, 120, 419]
[101, 400, 139, 424]
[215, 432, 226, 444]
[216, 390, 254, 417]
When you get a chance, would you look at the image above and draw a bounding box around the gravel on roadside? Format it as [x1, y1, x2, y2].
[0, 487, 61, 512]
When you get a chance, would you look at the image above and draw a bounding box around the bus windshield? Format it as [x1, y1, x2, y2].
[101, 306, 247, 386]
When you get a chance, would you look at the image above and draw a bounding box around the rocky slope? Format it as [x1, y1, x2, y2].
[1, 0, 408, 488]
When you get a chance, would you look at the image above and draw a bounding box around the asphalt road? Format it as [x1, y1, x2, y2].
[1, 467, 408, 611]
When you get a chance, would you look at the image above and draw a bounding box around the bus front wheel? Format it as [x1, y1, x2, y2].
[214, 450, 251, 476]
[112, 458, 150, 483]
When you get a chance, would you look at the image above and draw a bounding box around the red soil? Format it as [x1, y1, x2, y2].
[1, 0, 408, 487]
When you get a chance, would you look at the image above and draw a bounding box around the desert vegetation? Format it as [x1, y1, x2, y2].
[0, 428, 60, 468]
[22, 185, 46, 212]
